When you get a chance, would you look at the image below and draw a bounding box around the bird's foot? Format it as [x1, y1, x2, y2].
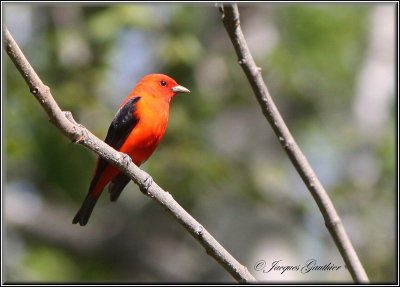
[140, 175, 153, 195]
[120, 152, 132, 166]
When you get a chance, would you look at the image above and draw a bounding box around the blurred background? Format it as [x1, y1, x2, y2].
[3, 3, 395, 283]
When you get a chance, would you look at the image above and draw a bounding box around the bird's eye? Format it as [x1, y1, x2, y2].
[160, 80, 167, 87]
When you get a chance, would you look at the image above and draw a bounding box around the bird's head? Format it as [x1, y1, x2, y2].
[138, 74, 190, 103]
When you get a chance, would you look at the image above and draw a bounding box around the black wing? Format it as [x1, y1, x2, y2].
[72, 97, 141, 226]
[109, 172, 131, 202]
[104, 97, 142, 149]
[93, 96, 141, 181]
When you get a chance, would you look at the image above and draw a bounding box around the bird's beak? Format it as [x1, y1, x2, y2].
[172, 85, 190, 94]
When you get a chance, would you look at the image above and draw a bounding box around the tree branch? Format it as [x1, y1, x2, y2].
[3, 24, 256, 283]
[219, 4, 369, 283]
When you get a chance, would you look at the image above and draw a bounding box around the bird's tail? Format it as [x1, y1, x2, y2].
[72, 173, 106, 226]
[72, 192, 100, 226]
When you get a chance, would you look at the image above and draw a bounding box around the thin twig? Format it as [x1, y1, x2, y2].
[219, 4, 369, 283]
[3, 24, 256, 283]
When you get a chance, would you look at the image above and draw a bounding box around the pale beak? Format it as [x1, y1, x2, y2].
[172, 85, 190, 94]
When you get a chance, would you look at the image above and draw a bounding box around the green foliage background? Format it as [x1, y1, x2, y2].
[4, 3, 395, 283]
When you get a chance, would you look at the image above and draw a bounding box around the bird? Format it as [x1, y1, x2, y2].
[73, 74, 190, 226]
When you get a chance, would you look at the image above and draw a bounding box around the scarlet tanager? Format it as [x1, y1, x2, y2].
[73, 74, 190, 226]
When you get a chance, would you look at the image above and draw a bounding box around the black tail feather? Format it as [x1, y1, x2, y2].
[72, 193, 100, 226]
[73, 171, 130, 226]
[109, 173, 131, 202]
[73, 176, 102, 226]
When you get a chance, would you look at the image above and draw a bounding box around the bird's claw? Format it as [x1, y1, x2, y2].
[140, 175, 153, 195]
[120, 152, 132, 166]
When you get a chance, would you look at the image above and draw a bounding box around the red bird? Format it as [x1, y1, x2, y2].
[73, 74, 190, 226]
